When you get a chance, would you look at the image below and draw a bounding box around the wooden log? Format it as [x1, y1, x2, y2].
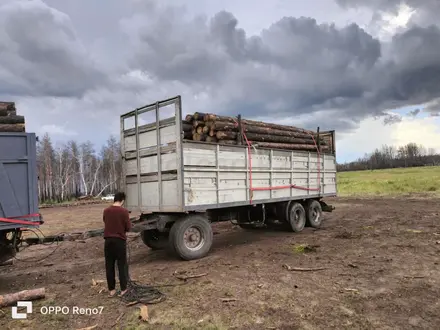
[185, 114, 194, 122]
[195, 122, 209, 134]
[242, 119, 315, 135]
[0, 102, 15, 111]
[193, 112, 207, 120]
[209, 128, 216, 137]
[242, 125, 319, 140]
[206, 136, 218, 143]
[203, 113, 315, 134]
[0, 124, 25, 132]
[210, 120, 325, 144]
[183, 131, 192, 139]
[211, 121, 238, 131]
[193, 120, 204, 128]
[193, 133, 207, 141]
[182, 122, 192, 131]
[0, 109, 9, 116]
[245, 132, 322, 145]
[204, 114, 236, 122]
[0, 288, 45, 307]
[0, 115, 25, 125]
[216, 131, 237, 140]
[252, 142, 329, 151]
[195, 125, 209, 134]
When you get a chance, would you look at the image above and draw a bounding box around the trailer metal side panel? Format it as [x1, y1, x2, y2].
[0, 132, 39, 231]
[121, 95, 337, 215]
[182, 142, 336, 210]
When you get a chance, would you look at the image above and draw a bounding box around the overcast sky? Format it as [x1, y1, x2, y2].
[1, 0, 439, 162]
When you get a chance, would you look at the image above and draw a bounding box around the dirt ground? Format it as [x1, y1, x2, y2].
[1, 197, 439, 330]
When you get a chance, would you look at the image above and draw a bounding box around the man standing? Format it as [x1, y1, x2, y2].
[103, 192, 131, 297]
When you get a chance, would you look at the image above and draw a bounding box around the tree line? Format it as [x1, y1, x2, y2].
[37, 134, 122, 203]
[36, 134, 439, 203]
[337, 142, 440, 172]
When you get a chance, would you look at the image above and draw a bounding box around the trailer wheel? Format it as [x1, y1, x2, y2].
[169, 215, 213, 261]
[288, 202, 306, 232]
[305, 200, 323, 228]
[140, 230, 169, 250]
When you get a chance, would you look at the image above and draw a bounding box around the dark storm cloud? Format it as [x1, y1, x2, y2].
[121, 2, 440, 132]
[122, 4, 382, 121]
[366, 25, 440, 113]
[0, 0, 108, 98]
[2, 0, 440, 138]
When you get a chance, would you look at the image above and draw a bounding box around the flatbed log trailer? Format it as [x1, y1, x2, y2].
[0, 132, 42, 264]
[121, 96, 337, 261]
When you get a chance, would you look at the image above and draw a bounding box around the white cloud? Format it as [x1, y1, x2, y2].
[337, 114, 440, 161]
[39, 124, 77, 137]
[378, 3, 416, 39]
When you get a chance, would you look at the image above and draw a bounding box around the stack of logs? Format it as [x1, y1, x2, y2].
[182, 112, 329, 152]
[0, 102, 25, 132]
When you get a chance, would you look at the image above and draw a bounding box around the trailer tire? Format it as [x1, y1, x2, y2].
[288, 202, 306, 232]
[305, 200, 323, 228]
[140, 230, 169, 250]
[169, 215, 213, 261]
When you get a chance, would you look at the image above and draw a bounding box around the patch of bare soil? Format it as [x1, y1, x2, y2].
[1, 197, 439, 329]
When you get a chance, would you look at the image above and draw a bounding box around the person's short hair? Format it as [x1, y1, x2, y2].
[114, 192, 126, 202]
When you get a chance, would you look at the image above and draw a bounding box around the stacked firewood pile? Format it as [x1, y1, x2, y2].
[182, 112, 329, 152]
[0, 102, 25, 132]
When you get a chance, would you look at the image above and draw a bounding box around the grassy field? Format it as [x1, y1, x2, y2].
[337, 166, 440, 197]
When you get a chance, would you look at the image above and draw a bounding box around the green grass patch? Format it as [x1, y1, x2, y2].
[337, 166, 440, 197]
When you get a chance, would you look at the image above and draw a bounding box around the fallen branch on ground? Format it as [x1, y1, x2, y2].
[112, 312, 125, 327]
[92, 279, 105, 286]
[174, 273, 208, 280]
[282, 264, 327, 272]
[0, 259, 13, 266]
[221, 298, 238, 303]
[0, 288, 45, 307]
[139, 305, 149, 322]
[76, 325, 98, 330]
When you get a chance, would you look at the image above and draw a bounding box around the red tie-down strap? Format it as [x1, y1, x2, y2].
[0, 213, 43, 226]
[232, 119, 321, 204]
